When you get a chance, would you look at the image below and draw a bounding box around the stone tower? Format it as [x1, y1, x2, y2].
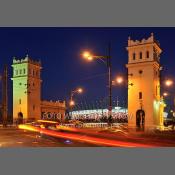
[126, 33, 165, 130]
[11, 55, 42, 122]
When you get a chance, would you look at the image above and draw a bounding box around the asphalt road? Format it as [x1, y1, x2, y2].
[0, 128, 97, 147]
[1, 127, 175, 147]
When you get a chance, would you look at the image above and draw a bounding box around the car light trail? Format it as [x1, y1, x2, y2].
[18, 124, 155, 147]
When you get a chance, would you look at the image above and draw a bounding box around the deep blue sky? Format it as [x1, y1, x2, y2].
[0, 27, 175, 113]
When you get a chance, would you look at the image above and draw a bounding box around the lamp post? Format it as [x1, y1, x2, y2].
[69, 88, 83, 119]
[163, 79, 174, 113]
[83, 43, 112, 122]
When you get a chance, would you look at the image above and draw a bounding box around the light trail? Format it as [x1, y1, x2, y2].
[18, 124, 155, 147]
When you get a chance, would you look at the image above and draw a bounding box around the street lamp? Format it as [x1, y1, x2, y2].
[163, 92, 169, 97]
[82, 44, 112, 122]
[112, 75, 133, 87]
[69, 87, 83, 119]
[115, 76, 124, 84]
[165, 79, 173, 87]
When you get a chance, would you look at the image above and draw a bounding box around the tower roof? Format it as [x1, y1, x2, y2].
[12, 54, 41, 67]
[128, 33, 160, 48]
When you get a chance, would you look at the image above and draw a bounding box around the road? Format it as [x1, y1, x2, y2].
[0, 128, 97, 147]
[1, 126, 175, 147]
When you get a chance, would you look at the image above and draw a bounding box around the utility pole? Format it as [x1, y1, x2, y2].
[2, 65, 8, 127]
[107, 43, 112, 123]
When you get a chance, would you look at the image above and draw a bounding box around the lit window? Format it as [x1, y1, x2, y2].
[139, 52, 142, 59]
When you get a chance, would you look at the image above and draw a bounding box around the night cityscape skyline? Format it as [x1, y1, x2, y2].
[0, 28, 175, 147]
[0, 27, 175, 113]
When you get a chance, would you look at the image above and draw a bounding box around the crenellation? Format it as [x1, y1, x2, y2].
[12, 55, 41, 66]
[128, 33, 155, 47]
[41, 100, 65, 107]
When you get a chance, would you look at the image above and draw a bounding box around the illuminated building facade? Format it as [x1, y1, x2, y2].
[11, 56, 65, 122]
[41, 100, 66, 121]
[126, 33, 165, 130]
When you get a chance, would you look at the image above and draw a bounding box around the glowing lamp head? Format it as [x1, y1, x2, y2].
[77, 88, 83, 93]
[70, 100, 75, 106]
[116, 76, 124, 84]
[163, 92, 168, 97]
[82, 51, 93, 61]
[165, 79, 173, 87]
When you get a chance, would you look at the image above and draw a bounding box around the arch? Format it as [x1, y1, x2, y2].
[136, 109, 145, 127]
[18, 112, 23, 124]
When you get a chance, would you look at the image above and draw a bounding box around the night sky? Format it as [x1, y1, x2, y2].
[0, 27, 175, 113]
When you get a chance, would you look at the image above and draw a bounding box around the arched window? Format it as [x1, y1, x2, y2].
[146, 51, 149, 58]
[139, 52, 142, 59]
[23, 68, 26, 74]
[139, 92, 142, 99]
[133, 53, 136, 60]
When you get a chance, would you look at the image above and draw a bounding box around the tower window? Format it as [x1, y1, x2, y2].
[15, 70, 18, 75]
[139, 70, 143, 74]
[33, 105, 35, 111]
[146, 51, 149, 58]
[29, 69, 31, 75]
[19, 99, 21, 105]
[139, 92, 142, 99]
[133, 53, 136, 60]
[23, 69, 26, 74]
[20, 69, 22, 74]
[139, 52, 142, 59]
[33, 70, 35, 76]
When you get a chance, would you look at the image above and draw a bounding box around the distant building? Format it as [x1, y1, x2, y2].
[11, 55, 65, 122]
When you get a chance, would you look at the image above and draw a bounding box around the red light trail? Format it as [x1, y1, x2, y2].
[18, 124, 155, 147]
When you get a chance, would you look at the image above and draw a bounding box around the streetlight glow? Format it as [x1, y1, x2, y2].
[77, 88, 83, 93]
[163, 92, 168, 97]
[116, 76, 124, 84]
[165, 79, 173, 87]
[69, 100, 75, 106]
[83, 51, 91, 58]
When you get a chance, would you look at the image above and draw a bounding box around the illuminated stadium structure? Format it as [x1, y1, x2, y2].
[70, 106, 127, 119]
